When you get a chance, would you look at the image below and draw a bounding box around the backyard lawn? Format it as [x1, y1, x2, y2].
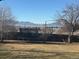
[0, 42, 79, 59]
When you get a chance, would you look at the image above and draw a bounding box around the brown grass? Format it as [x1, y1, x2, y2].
[0, 43, 79, 59]
[1, 43, 79, 52]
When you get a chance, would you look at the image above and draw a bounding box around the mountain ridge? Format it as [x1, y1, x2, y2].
[16, 21, 62, 28]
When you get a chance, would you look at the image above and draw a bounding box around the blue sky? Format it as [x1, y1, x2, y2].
[0, 0, 79, 24]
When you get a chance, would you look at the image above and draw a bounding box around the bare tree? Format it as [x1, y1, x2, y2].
[59, 4, 79, 43]
[0, 6, 17, 42]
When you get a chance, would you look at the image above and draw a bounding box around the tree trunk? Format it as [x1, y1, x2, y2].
[68, 34, 71, 43]
[67, 31, 73, 43]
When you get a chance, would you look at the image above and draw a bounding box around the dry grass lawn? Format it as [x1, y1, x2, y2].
[0, 43, 79, 59]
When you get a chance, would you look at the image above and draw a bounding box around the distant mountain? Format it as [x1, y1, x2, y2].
[47, 22, 63, 28]
[16, 21, 62, 28]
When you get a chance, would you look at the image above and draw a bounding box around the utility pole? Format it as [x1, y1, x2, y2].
[44, 20, 57, 42]
[45, 20, 57, 34]
[43, 21, 47, 43]
[45, 21, 47, 34]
